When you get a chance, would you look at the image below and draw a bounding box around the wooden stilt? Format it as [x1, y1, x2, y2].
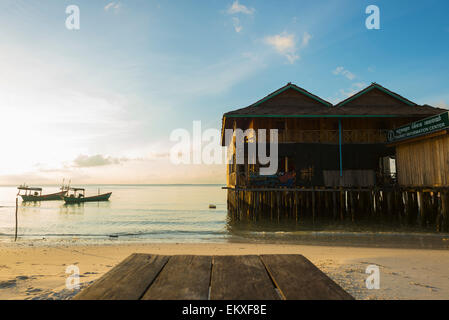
[312, 188, 316, 225]
[276, 192, 281, 222]
[339, 187, 344, 221]
[295, 191, 298, 224]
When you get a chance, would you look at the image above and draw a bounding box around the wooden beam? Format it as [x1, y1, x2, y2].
[142, 255, 212, 300]
[261, 255, 353, 300]
[73, 254, 168, 300]
[210, 255, 280, 300]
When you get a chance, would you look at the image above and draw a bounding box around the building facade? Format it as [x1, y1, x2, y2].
[221, 82, 445, 189]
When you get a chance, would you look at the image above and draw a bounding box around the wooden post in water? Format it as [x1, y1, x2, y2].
[276, 191, 281, 222]
[256, 191, 259, 217]
[332, 191, 337, 220]
[349, 190, 355, 223]
[417, 191, 423, 226]
[398, 190, 404, 225]
[339, 187, 344, 221]
[432, 192, 440, 230]
[442, 192, 449, 232]
[369, 189, 375, 218]
[422, 191, 430, 227]
[404, 190, 411, 225]
[294, 191, 298, 224]
[236, 190, 240, 220]
[436, 192, 442, 232]
[14, 197, 18, 242]
[323, 189, 329, 218]
[312, 188, 316, 225]
[385, 190, 389, 219]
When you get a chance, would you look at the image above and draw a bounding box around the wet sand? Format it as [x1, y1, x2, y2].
[1, 242, 449, 300]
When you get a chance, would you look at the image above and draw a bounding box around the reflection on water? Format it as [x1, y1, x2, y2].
[0, 185, 228, 242]
[0, 185, 448, 249]
[60, 201, 112, 215]
[226, 218, 449, 249]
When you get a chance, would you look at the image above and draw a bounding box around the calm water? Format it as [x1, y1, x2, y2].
[0, 185, 228, 243]
[0, 185, 448, 248]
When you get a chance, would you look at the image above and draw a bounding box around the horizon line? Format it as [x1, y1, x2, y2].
[0, 183, 226, 186]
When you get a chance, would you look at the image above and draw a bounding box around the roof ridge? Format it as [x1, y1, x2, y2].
[335, 83, 417, 107]
[247, 83, 332, 108]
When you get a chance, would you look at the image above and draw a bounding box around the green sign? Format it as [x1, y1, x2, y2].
[388, 111, 449, 142]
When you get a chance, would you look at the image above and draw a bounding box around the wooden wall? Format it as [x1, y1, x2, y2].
[225, 117, 439, 187]
[230, 118, 419, 144]
[396, 133, 449, 187]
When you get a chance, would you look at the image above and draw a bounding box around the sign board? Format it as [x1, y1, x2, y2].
[388, 112, 449, 142]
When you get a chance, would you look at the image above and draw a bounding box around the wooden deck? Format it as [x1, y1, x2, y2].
[74, 254, 353, 300]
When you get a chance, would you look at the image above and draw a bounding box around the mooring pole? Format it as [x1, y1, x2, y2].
[15, 197, 18, 241]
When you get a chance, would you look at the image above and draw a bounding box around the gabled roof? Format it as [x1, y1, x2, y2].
[223, 82, 446, 118]
[329, 82, 446, 116]
[220, 82, 447, 145]
[248, 82, 333, 108]
[224, 83, 332, 117]
[335, 82, 417, 107]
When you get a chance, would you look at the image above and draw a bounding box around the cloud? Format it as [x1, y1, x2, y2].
[226, 1, 254, 33]
[434, 101, 449, 110]
[72, 154, 126, 167]
[333, 66, 356, 80]
[104, 2, 120, 12]
[264, 32, 299, 64]
[339, 82, 366, 98]
[227, 1, 255, 15]
[301, 32, 312, 48]
[232, 17, 242, 33]
[353, 82, 366, 89]
[333, 66, 343, 75]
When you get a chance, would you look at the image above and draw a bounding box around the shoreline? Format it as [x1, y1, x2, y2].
[1, 229, 449, 250]
[1, 242, 449, 300]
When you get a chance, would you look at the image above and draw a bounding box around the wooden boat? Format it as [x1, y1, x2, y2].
[17, 185, 67, 202]
[63, 187, 112, 204]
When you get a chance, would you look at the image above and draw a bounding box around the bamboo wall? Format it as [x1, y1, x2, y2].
[396, 133, 449, 187]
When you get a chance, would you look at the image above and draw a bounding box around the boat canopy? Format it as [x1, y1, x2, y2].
[17, 186, 42, 191]
[70, 187, 85, 191]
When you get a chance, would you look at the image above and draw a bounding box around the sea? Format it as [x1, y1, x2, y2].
[0, 185, 448, 248]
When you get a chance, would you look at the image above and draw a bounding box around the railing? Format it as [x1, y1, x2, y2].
[274, 129, 388, 143]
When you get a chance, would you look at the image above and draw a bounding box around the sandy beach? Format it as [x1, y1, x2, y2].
[0, 241, 448, 300]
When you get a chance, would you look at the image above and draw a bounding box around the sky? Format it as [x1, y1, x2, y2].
[0, 0, 448, 184]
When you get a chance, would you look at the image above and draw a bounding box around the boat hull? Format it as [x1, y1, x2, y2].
[20, 191, 67, 202]
[63, 192, 112, 204]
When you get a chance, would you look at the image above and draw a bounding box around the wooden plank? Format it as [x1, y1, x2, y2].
[261, 254, 353, 300]
[74, 254, 168, 300]
[210, 255, 279, 300]
[142, 255, 212, 300]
